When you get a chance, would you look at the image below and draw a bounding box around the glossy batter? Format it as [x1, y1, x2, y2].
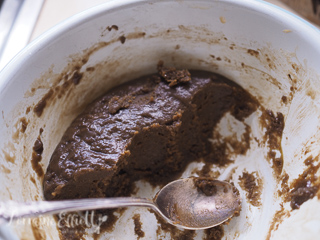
[43, 67, 258, 202]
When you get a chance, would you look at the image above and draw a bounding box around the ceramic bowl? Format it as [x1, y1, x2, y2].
[0, 0, 320, 239]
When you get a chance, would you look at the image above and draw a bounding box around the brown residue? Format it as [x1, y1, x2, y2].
[133, 214, 145, 239]
[108, 95, 132, 114]
[266, 205, 290, 240]
[198, 125, 252, 177]
[219, 125, 252, 155]
[201, 119, 255, 176]
[277, 155, 320, 213]
[105, 210, 129, 238]
[266, 55, 276, 70]
[247, 49, 259, 57]
[261, 110, 285, 176]
[3, 150, 15, 163]
[196, 161, 222, 178]
[238, 171, 263, 207]
[201, 143, 233, 174]
[291, 63, 300, 73]
[278, 172, 289, 197]
[106, 25, 119, 31]
[281, 95, 287, 104]
[34, 89, 54, 117]
[71, 71, 83, 85]
[126, 32, 146, 39]
[203, 225, 224, 240]
[30, 41, 113, 118]
[12, 126, 20, 141]
[0, 164, 11, 174]
[86, 67, 95, 72]
[289, 156, 320, 210]
[54, 213, 86, 240]
[31, 218, 47, 240]
[56, 209, 121, 240]
[152, 210, 196, 240]
[224, 57, 231, 63]
[307, 89, 316, 100]
[157, 65, 191, 87]
[33, 137, 43, 154]
[119, 35, 126, 44]
[30, 176, 37, 185]
[31, 134, 44, 178]
[5, 187, 13, 200]
[31, 152, 44, 178]
[20, 117, 28, 133]
[194, 177, 217, 196]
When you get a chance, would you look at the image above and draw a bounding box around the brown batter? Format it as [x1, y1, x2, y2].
[43, 66, 258, 201]
[289, 156, 320, 210]
[32, 128, 44, 178]
[194, 177, 218, 196]
[132, 214, 145, 239]
[238, 171, 263, 207]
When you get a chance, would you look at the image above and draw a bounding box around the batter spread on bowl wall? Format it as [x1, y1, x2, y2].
[43, 65, 260, 239]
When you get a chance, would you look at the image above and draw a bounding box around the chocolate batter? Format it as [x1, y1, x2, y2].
[43, 66, 258, 239]
[43, 66, 258, 201]
[133, 214, 145, 239]
[289, 156, 320, 210]
[238, 171, 263, 207]
[32, 128, 44, 178]
[194, 177, 218, 196]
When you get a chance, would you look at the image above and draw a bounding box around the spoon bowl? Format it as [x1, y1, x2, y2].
[155, 177, 241, 229]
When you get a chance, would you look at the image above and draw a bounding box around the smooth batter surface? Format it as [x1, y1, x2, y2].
[43, 67, 257, 200]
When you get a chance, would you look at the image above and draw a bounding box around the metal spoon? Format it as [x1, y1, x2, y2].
[0, 177, 241, 230]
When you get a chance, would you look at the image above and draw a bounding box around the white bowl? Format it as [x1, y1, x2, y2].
[1, 0, 320, 239]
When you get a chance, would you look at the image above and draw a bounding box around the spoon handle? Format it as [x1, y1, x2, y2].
[0, 198, 156, 224]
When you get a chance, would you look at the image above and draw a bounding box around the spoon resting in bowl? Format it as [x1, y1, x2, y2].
[0, 177, 241, 230]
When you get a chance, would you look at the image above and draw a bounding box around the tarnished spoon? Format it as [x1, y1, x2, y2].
[0, 177, 241, 230]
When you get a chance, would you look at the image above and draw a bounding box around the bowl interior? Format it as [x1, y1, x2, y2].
[0, 0, 320, 239]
